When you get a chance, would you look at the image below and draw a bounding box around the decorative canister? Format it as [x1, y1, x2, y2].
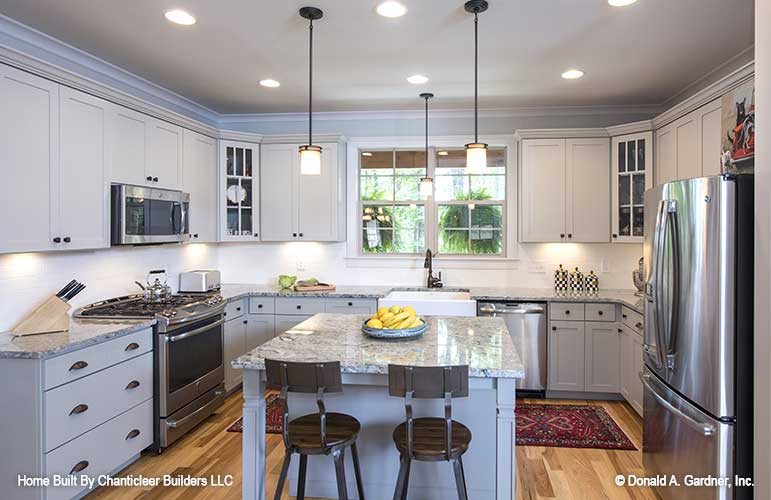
[554, 264, 569, 291]
[569, 267, 584, 292]
[585, 270, 599, 292]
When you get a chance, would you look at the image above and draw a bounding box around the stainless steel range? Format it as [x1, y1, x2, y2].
[75, 292, 226, 450]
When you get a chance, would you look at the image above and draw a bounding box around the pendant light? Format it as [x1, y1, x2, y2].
[464, 0, 488, 174]
[419, 93, 434, 198]
[299, 7, 323, 175]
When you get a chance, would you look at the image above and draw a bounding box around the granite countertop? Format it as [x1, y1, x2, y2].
[0, 318, 156, 360]
[220, 283, 645, 314]
[232, 313, 524, 379]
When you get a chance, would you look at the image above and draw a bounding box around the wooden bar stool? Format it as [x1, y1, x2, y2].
[265, 359, 365, 500]
[387, 364, 471, 500]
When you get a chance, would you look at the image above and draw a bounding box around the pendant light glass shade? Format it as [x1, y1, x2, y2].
[299, 145, 322, 176]
[419, 177, 434, 197]
[465, 142, 488, 174]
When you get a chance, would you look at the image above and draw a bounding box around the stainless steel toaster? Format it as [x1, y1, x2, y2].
[179, 270, 221, 292]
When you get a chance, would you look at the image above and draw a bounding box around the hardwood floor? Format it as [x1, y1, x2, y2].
[87, 392, 658, 500]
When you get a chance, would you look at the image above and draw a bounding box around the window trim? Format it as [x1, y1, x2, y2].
[346, 135, 518, 266]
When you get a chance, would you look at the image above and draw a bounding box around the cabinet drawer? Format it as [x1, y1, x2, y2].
[249, 296, 275, 314]
[621, 306, 643, 336]
[45, 352, 153, 452]
[550, 302, 585, 321]
[45, 398, 153, 500]
[325, 298, 377, 315]
[44, 327, 152, 390]
[585, 303, 616, 322]
[275, 297, 326, 316]
[224, 298, 246, 320]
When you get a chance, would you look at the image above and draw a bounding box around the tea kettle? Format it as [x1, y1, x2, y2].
[135, 269, 172, 303]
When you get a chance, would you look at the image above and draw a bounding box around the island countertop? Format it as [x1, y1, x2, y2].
[232, 313, 524, 379]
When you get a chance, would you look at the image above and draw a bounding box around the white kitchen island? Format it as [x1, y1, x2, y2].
[233, 313, 524, 500]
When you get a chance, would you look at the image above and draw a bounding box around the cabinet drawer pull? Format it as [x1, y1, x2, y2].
[125, 380, 140, 390]
[69, 404, 89, 416]
[348, 302, 353, 306]
[69, 361, 88, 371]
[70, 460, 89, 474]
[552, 326, 557, 331]
[126, 429, 141, 440]
[296, 305, 302, 310]
[125, 342, 140, 352]
[146, 176, 153, 181]
[598, 310, 603, 316]
[236, 307, 241, 311]
[635, 322, 643, 329]
[257, 304, 263, 308]
[243, 320, 248, 324]
[564, 310, 570, 315]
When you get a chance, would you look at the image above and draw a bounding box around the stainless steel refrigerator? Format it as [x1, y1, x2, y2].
[642, 174, 753, 500]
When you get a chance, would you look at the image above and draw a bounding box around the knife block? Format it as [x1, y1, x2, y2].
[11, 295, 71, 337]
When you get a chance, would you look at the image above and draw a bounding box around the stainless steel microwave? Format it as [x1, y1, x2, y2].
[111, 184, 190, 245]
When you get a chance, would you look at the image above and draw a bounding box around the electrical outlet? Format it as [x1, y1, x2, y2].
[528, 262, 546, 273]
[296, 260, 307, 272]
[601, 258, 611, 273]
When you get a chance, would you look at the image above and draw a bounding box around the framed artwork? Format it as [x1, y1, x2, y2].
[721, 81, 755, 169]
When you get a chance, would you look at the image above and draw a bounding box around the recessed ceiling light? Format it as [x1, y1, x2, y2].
[259, 79, 280, 88]
[561, 69, 585, 80]
[362, 152, 373, 156]
[164, 9, 196, 25]
[377, 1, 408, 18]
[407, 74, 429, 84]
[608, 0, 638, 6]
[437, 151, 449, 156]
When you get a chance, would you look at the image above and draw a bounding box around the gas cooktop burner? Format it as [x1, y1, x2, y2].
[74, 293, 225, 328]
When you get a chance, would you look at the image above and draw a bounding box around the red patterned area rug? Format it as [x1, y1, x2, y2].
[226, 394, 284, 434]
[516, 403, 636, 450]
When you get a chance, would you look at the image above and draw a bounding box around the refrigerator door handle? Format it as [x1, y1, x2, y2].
[651, 199, 669, 369]
[641, 372, 716, 436]
[664, 201, 681, 370]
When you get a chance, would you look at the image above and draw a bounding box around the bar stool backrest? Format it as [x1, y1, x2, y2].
[387, 364, 469, 460]
[265, 359, 343, 451]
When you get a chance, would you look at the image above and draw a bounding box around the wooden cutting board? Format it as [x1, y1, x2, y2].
[293, 284, 336, 292]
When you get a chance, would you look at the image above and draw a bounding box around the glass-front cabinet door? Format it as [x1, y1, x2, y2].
[611, 131, 652, 243]
[220, 140, 260, 241]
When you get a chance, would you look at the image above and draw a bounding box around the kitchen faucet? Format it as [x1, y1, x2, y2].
[424, 249, 443, 288]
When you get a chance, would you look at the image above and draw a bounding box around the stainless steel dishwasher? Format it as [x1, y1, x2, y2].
[478, 301, 547, 394]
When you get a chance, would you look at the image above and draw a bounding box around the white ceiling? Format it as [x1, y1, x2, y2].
[0, 0, 755, 114]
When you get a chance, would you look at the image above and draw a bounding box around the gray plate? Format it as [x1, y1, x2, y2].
[362, 320, 427, 340]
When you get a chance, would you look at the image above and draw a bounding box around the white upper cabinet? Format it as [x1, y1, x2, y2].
[520, 137, 609, 243]
[0, 64, 111, 254]
[111, 108, 183, 190]
[0, 64, 59, 254]
[519, 139, 566, 243]
[611, 131, 652, 243]
[183, 130, 218, 242]
[220, 140, 259, 241]
[58, 87, 112, 250]
[260, 142, 345, 242]
[566, 138, 610, 243]
[654, 98, 722, 186]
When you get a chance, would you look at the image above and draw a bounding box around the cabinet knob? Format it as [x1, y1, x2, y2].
[296, 305, 302, 310]
[622, 314, 628, 319]
[193, 234, 199, 238]
[53, 237, 61, 243]
[567, 234, 572, 238]
[299, 233, 304, 237]
[153, 177, 159, 182]
[612, 233, 618, 239]
[618, 328, 623, 334]
[348, 302, 353, 306]
[598, 311, 603, 316]
[146, 176, 153, 181]
[552, 326, 557, 331]
[565, 310, 570, 315]
[63, 237, 71, 243]
[636, 322, 643, 329]
[293, 233, 297, 237]
[254, 234, 259, 238]
[560, 234, 565, 238]
[236, 307, 241, 311]
[257, 304, 263, 308]
[243, 320, 248, 324]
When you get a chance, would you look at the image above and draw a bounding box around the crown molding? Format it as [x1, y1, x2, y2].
[260, 133, 348, 144]
[217, 129, 263, 143]
[652, 60, 755, 129]
[217, 104, 662, 125]
[515, 128, 609, 140]
[605, 120, 654, 136]
[0, 14, 219, 135]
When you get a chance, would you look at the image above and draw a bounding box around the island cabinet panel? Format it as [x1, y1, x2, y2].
[584, 321, 621, 393]
[620, 323, 644, 416]
[245, 314, 275, 352]
[548, 320, 586, 392]
[224, 317, 247, 392]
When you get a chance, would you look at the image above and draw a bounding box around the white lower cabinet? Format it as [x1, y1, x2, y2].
[224, 316, 247, 392]
[245, 314, 275, 352]
[0, 327, 153, 500]
[584, 322, 621, 393]
[620, 324, 644, 416]
[547, 321, 586, 392]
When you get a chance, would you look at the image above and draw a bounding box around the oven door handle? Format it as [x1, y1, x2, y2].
[166, 389, 225, 428]
[167, 318, 225, 343]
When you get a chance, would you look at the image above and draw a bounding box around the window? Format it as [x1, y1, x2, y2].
[360, 151, 426, 253]
[359, 147, 506, 256]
